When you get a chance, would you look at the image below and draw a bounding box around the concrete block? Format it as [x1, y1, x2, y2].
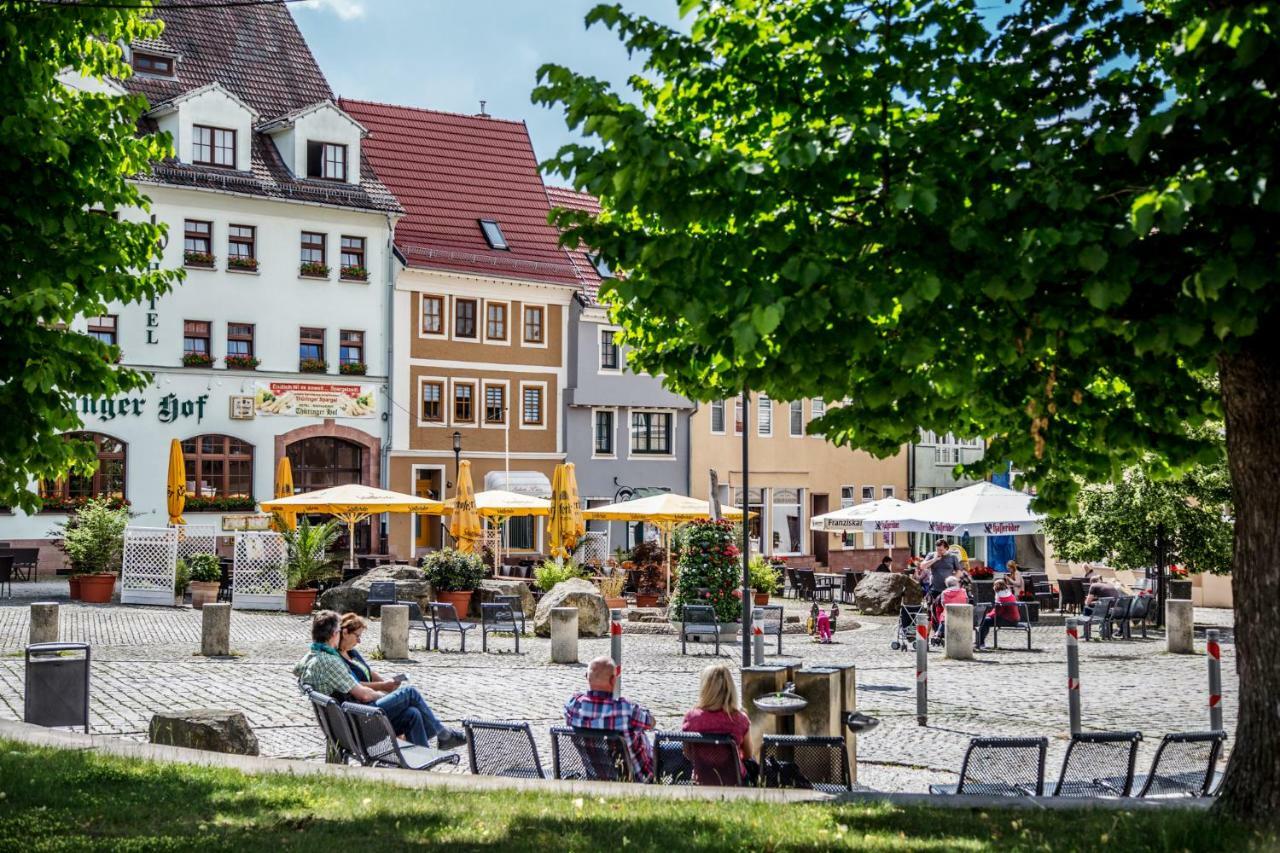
[200, 603, 230, 657]
[550, 607, 579, 663]
[945, 604, 974, 660]
[29, 603, 58, 646]
[381, 604, 409, 660]
[1166, 599, 1195, 654]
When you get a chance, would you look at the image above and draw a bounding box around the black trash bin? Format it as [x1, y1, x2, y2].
[24, 642, 90, 733]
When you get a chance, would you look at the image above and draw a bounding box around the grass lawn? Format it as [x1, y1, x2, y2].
[0, 740, 1272, 851]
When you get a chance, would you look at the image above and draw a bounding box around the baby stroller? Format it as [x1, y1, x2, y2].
[891, 603, 930, 651]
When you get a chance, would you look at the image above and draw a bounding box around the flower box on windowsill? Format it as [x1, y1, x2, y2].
[182, 353, 215, 368]
[224, 354, 260, 370]
[39, 496, 131, 514]
[184, 251, 215, 269]
[227, 257, 259, 273]
[340, 265, 369, 282]
[299, 358, 328, 374]
[339, 362, 367, 376]
[184, 496, 256, 512]
[299, 262, 330, 279]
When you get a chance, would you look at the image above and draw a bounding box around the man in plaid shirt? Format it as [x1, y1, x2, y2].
[564, 656, 655, 780]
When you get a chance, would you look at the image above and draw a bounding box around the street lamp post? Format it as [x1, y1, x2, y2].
[452, 431, 462, 486]
[741, 388, 752, 669]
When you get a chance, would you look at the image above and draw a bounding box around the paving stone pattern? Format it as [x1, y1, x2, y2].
[0, 582, 1237, 793]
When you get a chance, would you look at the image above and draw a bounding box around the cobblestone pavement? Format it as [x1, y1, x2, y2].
[0, 581, 1238, 793]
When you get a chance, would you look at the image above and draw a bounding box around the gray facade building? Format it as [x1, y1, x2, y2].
[907, 430, 987, 555]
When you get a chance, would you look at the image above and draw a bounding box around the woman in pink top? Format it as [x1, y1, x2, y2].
[682, 663, 754, 785]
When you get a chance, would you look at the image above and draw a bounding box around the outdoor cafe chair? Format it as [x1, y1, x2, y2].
[1058, 578, 1083, 614]
[761, 735, 852, 793]
[653, 731, 742, 787]
[1121, 595, 1155, 639]
[340, 702, 461, 771]
[307, 689, 361, 765]
[365, 581, 398, 618]
[8, 548, 38, 582]
[930, 736, 1048, 796]
[480, 602, 521, 653]
[0, 555, 12, 599]
[1135, 731, 1227, 798]
[429, 602, 475, 652]
[217, 558, 233, 603]
[783, 567, 798, 599]
[1052, 731, 1143, 797]
[990, 602, 1034, 651]
[680, 604, 721, 655]
[1080, 598, 1115, 641]
[757, 604, 784, 656]
[495, 594, 527, 634]
[550, 726, 637, 783]
[462, 719, 545, 778]
[793, 570, 816, 601]
[1103, 596, 1136, 640]
[840, 571, 862, 605]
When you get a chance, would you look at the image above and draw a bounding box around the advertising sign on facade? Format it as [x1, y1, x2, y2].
[253, 382, 377, 418]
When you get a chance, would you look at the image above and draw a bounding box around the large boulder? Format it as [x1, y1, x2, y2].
[474, 579, 535, 618]
[317, 564, 432, 615]
[148, 709, 259, 756]
[533, 578, 608, 638]
[852, 572, 923, 616]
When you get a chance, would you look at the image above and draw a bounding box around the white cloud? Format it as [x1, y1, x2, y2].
[295, 0, 366, 21]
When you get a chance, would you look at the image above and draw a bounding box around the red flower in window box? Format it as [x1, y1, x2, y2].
[299, 358, 327, 374]
[183, 250, 214, 268]
[182, 352, 215, 368]
[340, 265, 368, 282]
[226, 256, 258, 272]
[339, 361, 367, 376]
[299, 261, 330, 278]
[224, 354, 260, 370]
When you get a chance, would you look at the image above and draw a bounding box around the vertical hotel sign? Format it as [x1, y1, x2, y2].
[253, 382, 376, 418]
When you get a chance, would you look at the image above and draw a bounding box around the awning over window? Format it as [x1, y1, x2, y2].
[484, 470, 552, 498]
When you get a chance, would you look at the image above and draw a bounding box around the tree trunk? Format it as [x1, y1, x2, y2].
[1215, 338, 1280, 825]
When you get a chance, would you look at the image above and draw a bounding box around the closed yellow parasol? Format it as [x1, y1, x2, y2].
[274, 457, 296, 531]
[444, 488, 550, 572]
[565, 463, 585, 551]
[546, 464, 574, 560]
[448, 460, 482, 553]
[166, 439, 186, 526]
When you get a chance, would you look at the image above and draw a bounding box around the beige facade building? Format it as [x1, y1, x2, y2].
[690, 395, 909, 570]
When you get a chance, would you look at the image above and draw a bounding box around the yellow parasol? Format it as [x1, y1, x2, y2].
[582, 493, 748, 595]
[443, 489, 550, 572]
[546, 464, 573, 560]
[166, 439, 186, 526]
[565, 463, 585, 552]
[448, 460, 483, 554]
[274, 457, 296, 531]
[260, 483, 445, 570]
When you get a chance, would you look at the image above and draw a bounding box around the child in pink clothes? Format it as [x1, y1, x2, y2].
[816, 609, 832, 643]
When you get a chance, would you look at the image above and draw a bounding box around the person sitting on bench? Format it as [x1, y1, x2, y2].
[975, 580, 1022, 650]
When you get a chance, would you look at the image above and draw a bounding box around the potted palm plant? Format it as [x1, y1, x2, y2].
[183, 553, 222, 609]
[422, 548, 485, 616]
[51, 497, 130, 604]
[278, 517, 340, 615]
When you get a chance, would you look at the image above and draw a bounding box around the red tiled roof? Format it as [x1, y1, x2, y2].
[341, 99, 579, 287]
[546, 186, 604, 304]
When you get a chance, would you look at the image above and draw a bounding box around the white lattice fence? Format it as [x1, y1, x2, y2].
[578, 531, 608, 566]
[232, 531, 286, 610]
[120, 526, 178, 606]
[173, 523, 218, 563]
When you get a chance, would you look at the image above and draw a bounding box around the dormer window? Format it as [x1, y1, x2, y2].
[193, 125, 236, 168]
[307, 141, 347, 181]
[479, 219, 508, 250]
[588, 253, 614, 278]
[133, 51, 175, 77]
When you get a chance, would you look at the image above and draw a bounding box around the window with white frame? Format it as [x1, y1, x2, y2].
[881, 485, 896, 499]
[935, 432, 960, 465]
[631, 411, 672, 455]
[733, 398, 744, 435]
[594, 409, 614, 456]
[709, 400, 725, 434]
[521, 384, 544, 426]
[757, 394, 772, 436]
[840, 486, 857, 546]
[599, 328, 620, 370]
[811, 398, 825, 421]
[789, 401, 804, 436]
[770, 488, 804, 555]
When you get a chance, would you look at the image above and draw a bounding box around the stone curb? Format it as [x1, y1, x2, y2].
[832, 791, 1212, 811]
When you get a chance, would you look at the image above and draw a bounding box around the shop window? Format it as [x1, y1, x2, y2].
[181, 434, 253, 503]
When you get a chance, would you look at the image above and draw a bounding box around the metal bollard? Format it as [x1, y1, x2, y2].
[1207, 629, 1223, 731]
[1066, 618, 1081, 734]
[610, 608, 623, 699]
[752, 607, 764, 665]
[915, 613, 928, 726]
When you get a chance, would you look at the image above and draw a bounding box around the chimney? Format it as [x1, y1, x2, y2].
[477, 100, 489, 118]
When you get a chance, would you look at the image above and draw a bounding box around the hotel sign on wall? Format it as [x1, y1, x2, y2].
[253, 382, 376, 418]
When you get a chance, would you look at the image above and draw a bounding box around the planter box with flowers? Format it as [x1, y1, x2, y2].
[299, 358, 327, 374]
[227, 256, 259, 273]
[40, 495, 130, 514]
[339, 362, 367, 376]
[184, 250, 215, 269]
[182, 352, 215, 368]
[340, 265, 368, 282]
[299, 261, 330, 279]
[224, 354, 260, 370]
[185, 495, 257, 512]
[970, 565, 995, 580]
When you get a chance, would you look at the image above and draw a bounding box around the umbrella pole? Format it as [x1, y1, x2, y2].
[348, 520, 356, 572]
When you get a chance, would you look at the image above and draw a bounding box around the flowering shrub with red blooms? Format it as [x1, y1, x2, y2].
[970, 565, 994, 579]
[1169, 564, 1188, 577]
[670, 518, 740, 623]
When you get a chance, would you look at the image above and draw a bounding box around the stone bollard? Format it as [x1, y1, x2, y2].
[200, 603, 231, 657]
[915, 612, 929, 726]
[1166, 599, 1195, 654]
[1066, 618, 1082, 734]
[816, 663, 858, 783]
[29, 603, 59, 646]
[793, 668, 842, 739]
[550, 607, 579, 663]
[610, 609, 623, 698]
[381, 604, 409, 659]
[741, 665, 788, 757]
[944, 604, 974, 660]
[1207, 629, 1223, 731]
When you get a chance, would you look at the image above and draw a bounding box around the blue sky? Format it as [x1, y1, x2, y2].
[293, 0, 685, 165]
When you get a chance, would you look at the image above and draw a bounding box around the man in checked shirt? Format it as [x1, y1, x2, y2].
[564, 656, 656, 780]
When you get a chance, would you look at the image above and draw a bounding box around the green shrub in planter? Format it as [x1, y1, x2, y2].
[670, 519, 740, 622]
[748, 556, 781, 595]
[278, 517, 340, 590]
[49, 497, 131, 575]
[421, 548, 485, 592]
[182, 553, 221, 583]
[534, 559, 587, 592]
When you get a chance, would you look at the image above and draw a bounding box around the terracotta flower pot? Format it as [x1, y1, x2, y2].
[79, 573, 117, 604]
[286, 588, 319, 616]
[754, 591, 771, 606]
[68, 575, 82, 600]
[190, 580, 220, 610]
[436, 590, 473, 617]
[635, 593, 660, 608]
[605, 596, 627, 610]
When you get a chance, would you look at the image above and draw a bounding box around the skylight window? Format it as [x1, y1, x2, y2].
[588, 253, 614, 278]
[479, 219, 509, 250]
